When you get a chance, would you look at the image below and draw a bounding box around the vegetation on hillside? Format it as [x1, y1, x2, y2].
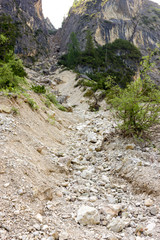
[59, 31, 142, 89]
[111, 47, 160, 137]
[0, 15, 26, 89]
[59, 31, 160, 136]
[0, 15, 67, 114]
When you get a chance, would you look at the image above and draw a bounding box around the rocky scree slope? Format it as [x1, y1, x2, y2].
[59, 0, 160, 52]
[0, 67, 160, 239]
[0, 0, 55, 61]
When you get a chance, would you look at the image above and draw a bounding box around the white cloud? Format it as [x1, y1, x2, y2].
[42, 0, 160, 29]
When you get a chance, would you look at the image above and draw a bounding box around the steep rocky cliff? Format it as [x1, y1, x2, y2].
[59, 0, 160, 53]
[0, 0, 54, 61]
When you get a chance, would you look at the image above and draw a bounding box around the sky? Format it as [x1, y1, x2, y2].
[42, 0, 74, 29]
[42, 0, 160, 29]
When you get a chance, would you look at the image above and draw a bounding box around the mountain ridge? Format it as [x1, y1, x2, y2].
[59, 0, 160, 53]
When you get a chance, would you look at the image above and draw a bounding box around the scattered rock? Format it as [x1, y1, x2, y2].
[55, 191, 63, 198]
[107, 217, 130, 233]
[33, 224, 41, 231]
[126, 144, 135, 150]
[150, 206, 158, 216]
[4, 183, 10, 188]
[0, 105, 12, 114]
[145, 222, 156, 235]
[35, 213, 43, 223]
[136, 237, 145, 240]
[51, 230, 59, 240]
[76, 205, 100, 225]
[17, 188, 25, 195]
[144, 199, 154, 207]
[87, 132, 97, 143]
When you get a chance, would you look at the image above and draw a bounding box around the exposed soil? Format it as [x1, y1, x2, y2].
[0, 69, 160, 240]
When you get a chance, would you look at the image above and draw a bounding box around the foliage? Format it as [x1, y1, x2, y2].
[0, 15, 17, 61]
[11, 106, 19, 116]
[47, 114, 55, 125]
[67, 32, 81, 67]
[73, 0, 84, 8]
[31, 85, 46, 94]
[111, 48, 160, 136]
[0, 16, 26, 90]
[45, 93, 59, 105]
[45, 93, 67, 111]
[0, 53, 26, 89]
[23, 94, 39, 111]
[59, 34, 142, 90]
[84, 30, 95, 57]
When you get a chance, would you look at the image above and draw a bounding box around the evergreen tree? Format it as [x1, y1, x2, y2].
[67, 32, 80, 67]
[0, 16, 26, 89]
[85, 30, 95, 57]
[0, 15, 17, 61]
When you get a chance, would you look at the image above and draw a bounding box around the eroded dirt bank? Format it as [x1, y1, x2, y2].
[0, 69, 160, 240]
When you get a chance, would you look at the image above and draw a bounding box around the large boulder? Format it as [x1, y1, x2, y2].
[76, 205, 100, 225]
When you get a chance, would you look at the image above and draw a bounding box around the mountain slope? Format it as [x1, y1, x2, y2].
[0, 68, 160, 239]
[59, 0, 160, 52]
[0, 0, 55, 61]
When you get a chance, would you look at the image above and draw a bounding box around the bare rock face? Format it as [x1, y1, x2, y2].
[0, 0, 55, 60]
[59, 0, 160, 53]
[44, 17, 56, 32]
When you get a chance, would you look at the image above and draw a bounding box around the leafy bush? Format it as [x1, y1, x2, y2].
[45, 93, 67, 111]
[9, 57, 27, 78]
[111, 80, 160, 136]
[111, 48, 160, 136]
[45, 93, 58, 105]
[26, 96, 39, 111]
[0, 55, 26, 89]
[0, 16, 26, 90]
[31, 85, 46, 94]
[11, 106, 19, 115]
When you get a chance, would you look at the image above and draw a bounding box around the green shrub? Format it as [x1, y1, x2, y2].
[11, 106, 19, 115]
[57, 105, 67, 111]
[44, 99, 52, 108]
[9, 57, 27, 78]
[0, 59, 26, 89]
[31, 85, 46, 94]
[45, 93, 67, 111]
[23, 93, 39, 111]
[0, 15, 26, 90]
[111, 80, 160, 136]
[45, 93, 58, 105]
[27, 98, 39, 111]
[111, 48, 160, 136]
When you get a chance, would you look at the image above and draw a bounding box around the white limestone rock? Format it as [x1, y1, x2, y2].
[107, 217, 130, 233]
[76, 205, 100, 225]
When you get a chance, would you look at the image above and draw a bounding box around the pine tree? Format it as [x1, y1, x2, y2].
[0, 15, 17, 61]
[67, 32, 80, 67]
[85, 30, 95, 57]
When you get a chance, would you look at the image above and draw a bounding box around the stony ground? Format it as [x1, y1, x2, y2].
[0, 67, 160, 240]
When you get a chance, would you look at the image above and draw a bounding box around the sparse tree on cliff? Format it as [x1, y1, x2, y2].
[67, 32, 80, 67]
[85, 30, 95, 57]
